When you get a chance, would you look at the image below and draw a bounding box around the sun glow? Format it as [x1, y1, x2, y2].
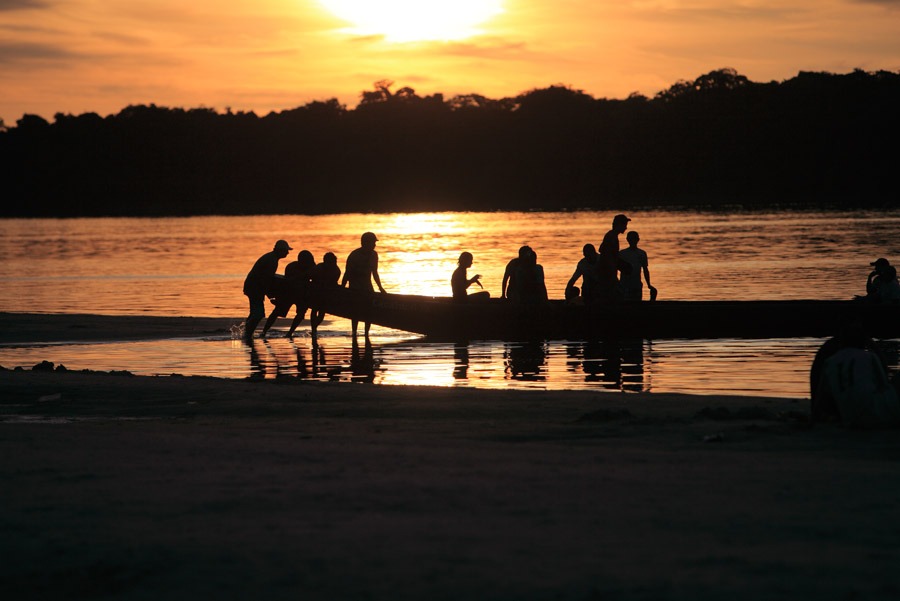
[318, 0, 504, 42]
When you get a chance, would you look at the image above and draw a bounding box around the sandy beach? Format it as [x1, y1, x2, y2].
[2, 313, 900, 599]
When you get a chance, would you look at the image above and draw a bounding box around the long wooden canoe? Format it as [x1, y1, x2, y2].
[306, 286, 900, 341]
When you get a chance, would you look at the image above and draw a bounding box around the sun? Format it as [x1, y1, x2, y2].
[318, 0, 504, 42]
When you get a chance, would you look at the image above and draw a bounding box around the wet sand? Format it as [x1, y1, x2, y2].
[2, 314, 900, 599]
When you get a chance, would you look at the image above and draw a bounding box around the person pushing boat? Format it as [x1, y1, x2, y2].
[310, 251, 341, 337]
[261, 249, 316, 339]
[242, 239, 292, 341]
[342, 231, 386, 339]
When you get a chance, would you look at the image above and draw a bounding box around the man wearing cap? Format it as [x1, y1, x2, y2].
[242, 239, 292, 340]
[342, 232, 386, 339]
[595, 214, 631, 301]
[867, 258, 900, 302]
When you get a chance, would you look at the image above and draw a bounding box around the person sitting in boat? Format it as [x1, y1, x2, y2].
[452, 252, 490, 302]
[342, 231, 386, 339]
[242, 239, 292, 341]
[502, 245, 533, 302]
[865, 258, 900, 303]
[513, 249, 548, 304]
[261, 249, 316, 339]
[618, 231, 658, 302]
[310, 251, 341, 337]
[566, 243, 598, 304]
[596, 214, 631, 302]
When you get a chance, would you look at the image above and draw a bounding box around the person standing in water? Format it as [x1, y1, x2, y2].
[618, 231, 657, 301]
[452, 252, 490, 302]
[242, 239, 292, 341]
[261, 249, 316, 339]
[342, 232, 386, 339]
[596, 214, 630, 301]
[309, 251, 341, 337]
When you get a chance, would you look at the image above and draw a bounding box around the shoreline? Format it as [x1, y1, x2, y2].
[0, 311, 242, 344]
[5, 315, 900, 599]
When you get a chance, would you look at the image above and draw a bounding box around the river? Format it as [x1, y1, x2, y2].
[1, 209, 898, 397]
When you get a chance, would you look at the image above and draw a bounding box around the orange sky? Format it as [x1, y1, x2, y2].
[2, 0, 899, 122]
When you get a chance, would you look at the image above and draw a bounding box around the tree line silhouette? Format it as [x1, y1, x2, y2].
[2, 68, 898, 217]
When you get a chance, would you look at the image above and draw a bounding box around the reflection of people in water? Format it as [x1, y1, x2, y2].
[566, 243, 599, 304]
[242, 239, 292, 341]
[513, 249, 548, 304]
[502, 245, 533, 301]
[452, 252, 490, 302]
[342, 232, 386, 339]
[596, 214, 630, 301]
[350, 338, 377, 383]
[865, 258, 900, 302]
[246, 338, 266, 380]
[618, 231, 656, 301]
[261, 249, 316, 339]
[505, 341, 547, 380]
[581, 341, 621, 389]
[310, 252, 341, 337]
[453, 342, 470, 380]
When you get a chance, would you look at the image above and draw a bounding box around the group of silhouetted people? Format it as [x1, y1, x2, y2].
[566, 214, 657, 304]
[242, 231, 385, 341]
[242, 216, 665, 340]
[242, 240, 341, 341]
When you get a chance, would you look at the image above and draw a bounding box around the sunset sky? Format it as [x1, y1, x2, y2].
[2, 0, 899, 122]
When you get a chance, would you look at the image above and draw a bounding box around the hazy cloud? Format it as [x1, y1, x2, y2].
[0, 0, 49, 10]
[443, 38, 531, 59]
[0, 41, 78, 64]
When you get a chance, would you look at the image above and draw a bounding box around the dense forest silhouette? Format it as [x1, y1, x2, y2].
[2, 68, 899, 217]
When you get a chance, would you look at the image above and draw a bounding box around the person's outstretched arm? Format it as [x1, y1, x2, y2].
[372, 255, 385, 293]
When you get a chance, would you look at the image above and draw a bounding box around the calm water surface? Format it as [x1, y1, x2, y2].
[2, 209, 898, 398]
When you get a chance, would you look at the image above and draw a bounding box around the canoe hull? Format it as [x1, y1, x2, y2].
[309, 287, 900, 341]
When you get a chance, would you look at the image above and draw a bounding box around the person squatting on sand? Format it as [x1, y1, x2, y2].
[342, 232, 386, 339]
[810, 321, 900, 428]
[242, 239, 292, 340]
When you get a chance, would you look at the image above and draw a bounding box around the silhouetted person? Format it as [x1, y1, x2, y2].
[242, 239, 292, 341]
[261, 249, 316, 339]
[452, 252, 490, 302]
[865, 258, 900, 302]
[502, 245, 533, 301]
[596, 214, 631, 301]
[566, 243, 599, 304]
[811, 323, 900, 428]
[619, 231, 656, 301]
[310, 251, 341, 337]
[342, 231, 386, 339]
[513, 249, 548, 304]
